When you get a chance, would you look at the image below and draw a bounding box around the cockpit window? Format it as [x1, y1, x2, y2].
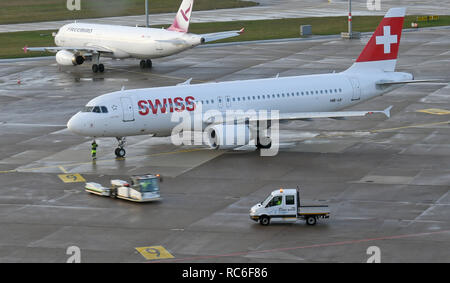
[82, 106, 94, 112]
[82, 106, 108, 113]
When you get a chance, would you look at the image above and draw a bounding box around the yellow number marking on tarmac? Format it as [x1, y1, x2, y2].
[417, 108, 450, 115]
[58, 173, 86, 183]
[135, 246, 174, 260]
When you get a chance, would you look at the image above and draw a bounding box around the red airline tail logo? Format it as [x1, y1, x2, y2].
[356, 8, 405, 63]
[181, 4, 192, 22]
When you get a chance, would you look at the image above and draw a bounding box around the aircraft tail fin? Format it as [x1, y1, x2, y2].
[168, 0, 194, 33]
[346, 7, 406, 72]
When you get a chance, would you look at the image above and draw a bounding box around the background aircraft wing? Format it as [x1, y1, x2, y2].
[201, 28, 244, 43]
[204, 106, 393, 124]
[23, 45, 114, 54]
[376, 79, 441, 86]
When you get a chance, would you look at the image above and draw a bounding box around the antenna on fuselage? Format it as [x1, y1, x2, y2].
[121, 86, 125, 91]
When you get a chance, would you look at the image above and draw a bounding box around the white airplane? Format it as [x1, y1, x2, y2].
[23, 0, 243, 73]
[68, 8, 429, 158]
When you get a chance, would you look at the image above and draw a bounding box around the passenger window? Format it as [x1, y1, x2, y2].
[101, 106, 108, 113]
[286, 195, 295, 205]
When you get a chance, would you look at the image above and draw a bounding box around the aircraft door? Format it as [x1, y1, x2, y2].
[120, 97, 135, 122]
[349, 78, 361, 101]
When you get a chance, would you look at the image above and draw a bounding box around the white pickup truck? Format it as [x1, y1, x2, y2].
[250, 188, 330, 226]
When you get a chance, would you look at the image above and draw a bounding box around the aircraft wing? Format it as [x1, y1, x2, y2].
[201, 28, 245, 43]
[204, 106, 393, 124]
[23, 45, 114, 54]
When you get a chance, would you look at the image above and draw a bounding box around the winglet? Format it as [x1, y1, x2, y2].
[23, 45, 28, 53]
[239, 28, 245, 34]
[383, 105, 393, 118]
[177, 78, 193, 86]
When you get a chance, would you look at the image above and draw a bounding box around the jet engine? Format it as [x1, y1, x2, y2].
[55, 50, 85, 66]
[206, 124, 252, 149]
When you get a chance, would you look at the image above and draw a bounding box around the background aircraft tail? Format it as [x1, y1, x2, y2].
[346, 7, 406, 72]
[168, 0, 194, 33]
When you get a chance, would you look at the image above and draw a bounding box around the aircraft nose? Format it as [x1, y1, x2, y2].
[67, 114, 85, 135]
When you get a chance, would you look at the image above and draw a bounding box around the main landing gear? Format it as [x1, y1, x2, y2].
[255, 121, 272, 150]
[140, 59, 153, 69]
[91, 53, 105, 73]
[115, 137, 127, 158]
[92, 64, 105, 73]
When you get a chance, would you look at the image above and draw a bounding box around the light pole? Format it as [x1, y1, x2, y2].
[341, 0, 360, 39]
[348, 0, 352, 36]
[145, 0, 149, 27]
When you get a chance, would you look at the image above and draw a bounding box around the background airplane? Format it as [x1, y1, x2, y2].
[67, 8, 429, 158]
[23, 0, 244, 73]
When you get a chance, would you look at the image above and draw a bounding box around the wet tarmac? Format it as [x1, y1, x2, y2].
[0, 27, 449, 262]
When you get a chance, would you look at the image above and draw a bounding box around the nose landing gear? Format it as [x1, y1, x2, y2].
[115, 137, 127, 158]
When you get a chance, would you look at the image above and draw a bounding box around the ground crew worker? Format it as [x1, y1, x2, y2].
[276, 197, 282, 206]
[91, 141, 98, 160]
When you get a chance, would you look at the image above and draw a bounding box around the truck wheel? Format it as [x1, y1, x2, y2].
[306, 216, 317, 226]
[260, 216, 270, 226]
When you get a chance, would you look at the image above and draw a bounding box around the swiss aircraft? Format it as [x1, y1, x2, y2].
[68, 8, 429, 158]
[23, 0, 243, 72]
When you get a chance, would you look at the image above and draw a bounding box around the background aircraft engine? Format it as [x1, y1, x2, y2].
[207, 124, 251, 149]
[55, 50, 85, 66]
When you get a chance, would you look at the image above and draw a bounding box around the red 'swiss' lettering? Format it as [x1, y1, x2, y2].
[138, 97, 196, 116]
[174, 97, 185, 112]
[149, 99, 167, 114]
[185, 96, 196, 111]
[138, 100, 149, 116]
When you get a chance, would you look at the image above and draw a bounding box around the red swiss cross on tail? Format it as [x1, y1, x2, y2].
[356, 7, 405, 63]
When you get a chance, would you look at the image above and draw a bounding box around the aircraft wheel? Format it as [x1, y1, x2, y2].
[115, 148, 126, 158]
[256, 136, 272, 149]
[140, 60, 146, 69]
[92, 64, 99, 73]
[99, 64, 105, 73]
[146, 59, 153, 68]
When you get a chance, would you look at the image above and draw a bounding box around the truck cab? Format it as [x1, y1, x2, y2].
[250, 188, 330, 226]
